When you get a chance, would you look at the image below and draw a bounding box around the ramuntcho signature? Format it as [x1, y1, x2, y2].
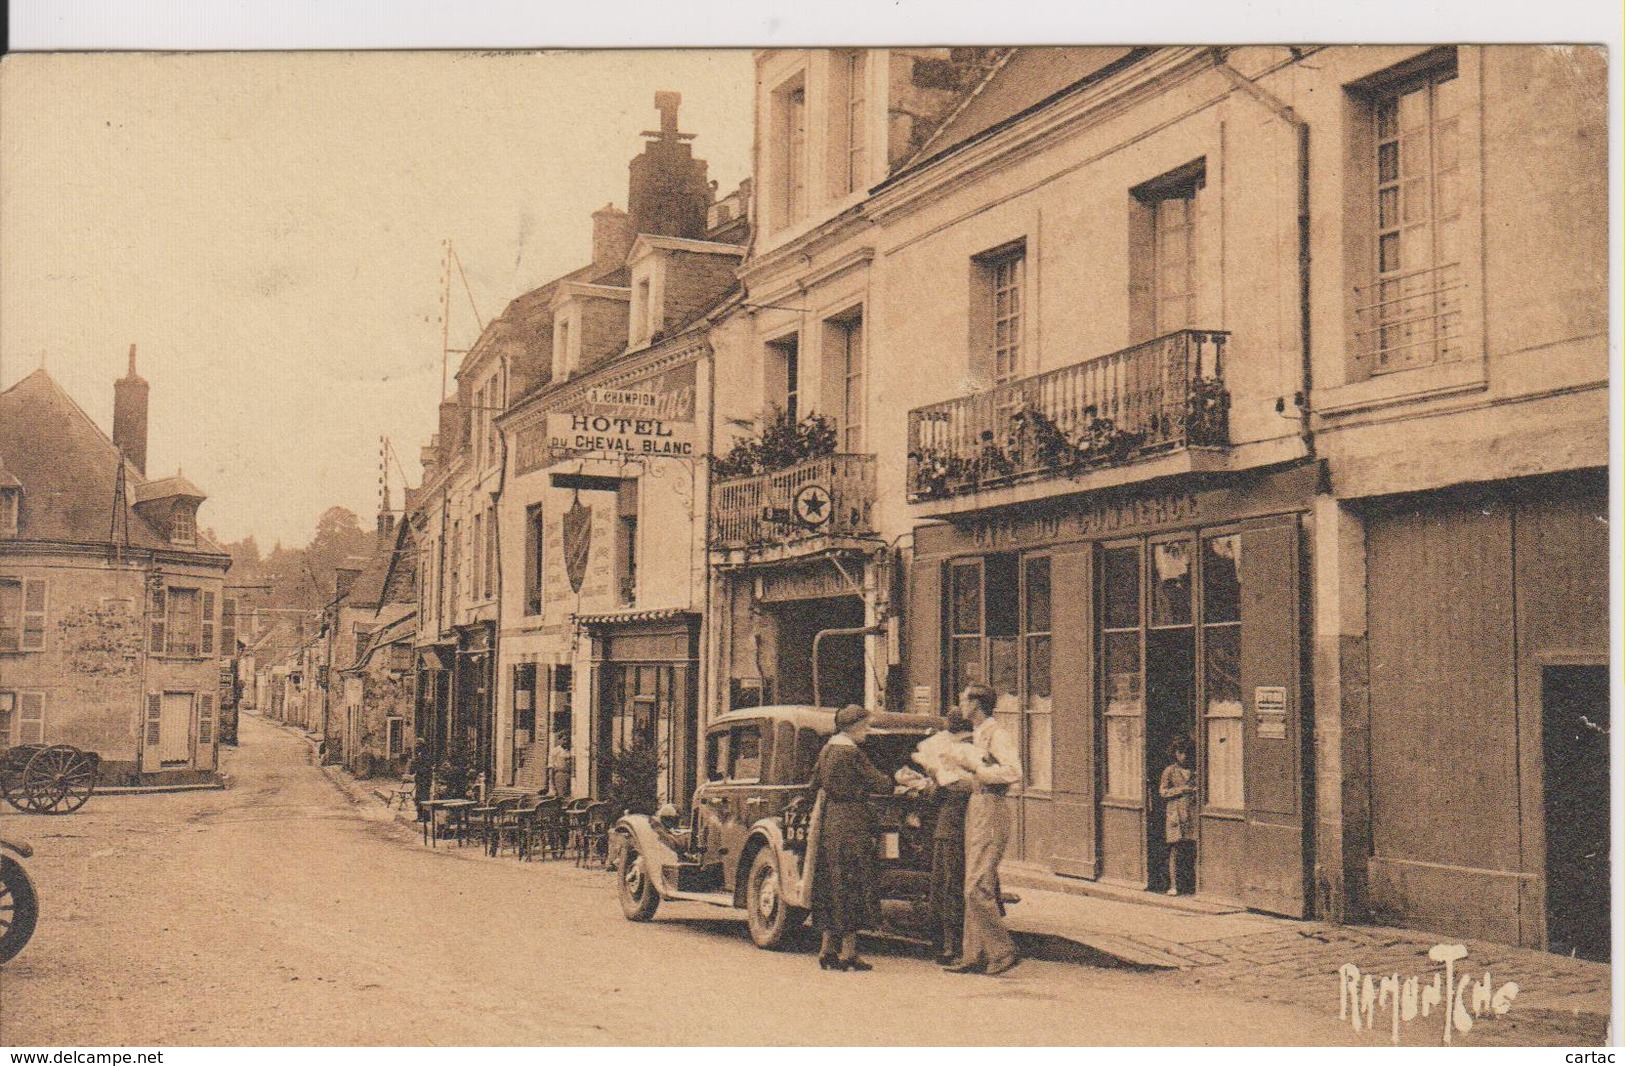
[1338, 943, 1519, 1045]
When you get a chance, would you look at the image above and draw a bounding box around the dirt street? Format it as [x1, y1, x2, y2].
[0, 713, 1375, 1046]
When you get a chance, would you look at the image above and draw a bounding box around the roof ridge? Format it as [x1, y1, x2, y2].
[896, 48, 1017, 173]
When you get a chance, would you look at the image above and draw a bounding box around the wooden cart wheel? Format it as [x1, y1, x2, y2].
[22, 745, 97, 814]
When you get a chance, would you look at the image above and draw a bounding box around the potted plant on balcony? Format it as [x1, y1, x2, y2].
[713, 406, 837, 480]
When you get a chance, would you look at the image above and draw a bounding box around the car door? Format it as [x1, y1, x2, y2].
[716, 722, 768, 891]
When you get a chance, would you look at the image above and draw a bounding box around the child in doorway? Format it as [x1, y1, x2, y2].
[1158, 736, 1197, 896]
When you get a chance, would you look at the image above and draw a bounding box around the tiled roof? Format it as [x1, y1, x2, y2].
[0, 368, 224, 555]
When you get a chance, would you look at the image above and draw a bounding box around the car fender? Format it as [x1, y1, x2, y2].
[613, 815, 680, 899]
[735, 812, 818, 911]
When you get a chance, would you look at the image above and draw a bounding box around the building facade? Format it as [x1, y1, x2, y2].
[715, 46, 1607, 955]
[0, 354, 233, 782]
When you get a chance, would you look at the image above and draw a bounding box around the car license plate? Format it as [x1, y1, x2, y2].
[882, 832, 900, 860]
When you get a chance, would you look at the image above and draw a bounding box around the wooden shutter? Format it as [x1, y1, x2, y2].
[906, 557, 944, 714]
[17, 692, 44, 744]
[198, 694, 215, 746]
[1238, 517, 1308, 917]
[145, 694, 162, 745]
[21, 579, 46, 651]
[202, 591, 217, 654]
[221, 597, 238, 652]
[1047, 545, 1098, 879]
[150, 586, 168, 653]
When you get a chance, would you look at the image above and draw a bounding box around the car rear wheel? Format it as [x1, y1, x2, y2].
[617, 837, 660, 922]
[745, 847, 805, 950]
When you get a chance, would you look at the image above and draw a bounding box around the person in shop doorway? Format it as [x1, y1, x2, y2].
[1159, 735, 1197, 896]
[548, 734, 572, 799]
[945, 684, 1022, 976]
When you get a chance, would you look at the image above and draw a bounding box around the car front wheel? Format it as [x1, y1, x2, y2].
[617, 837, 660, 922]
[745, 847, 805, 950]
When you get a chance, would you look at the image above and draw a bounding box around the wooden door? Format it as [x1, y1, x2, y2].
[159, 692, 194, 765]
[1238, 517, 1308, 916]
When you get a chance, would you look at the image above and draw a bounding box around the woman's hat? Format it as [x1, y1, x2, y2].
[835, 705, 871, 732]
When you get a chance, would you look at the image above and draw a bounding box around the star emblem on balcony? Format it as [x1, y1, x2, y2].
[793, 484, 831, 529]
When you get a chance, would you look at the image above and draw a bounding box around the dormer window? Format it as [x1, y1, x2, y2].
[170, 503, 197, 546]
[0, 488, 18, 538]
[633, 277, 653, 345]
[554, 315, 577, 380]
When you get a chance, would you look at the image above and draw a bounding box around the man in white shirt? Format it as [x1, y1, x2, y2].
[946, 683, 1022, 976]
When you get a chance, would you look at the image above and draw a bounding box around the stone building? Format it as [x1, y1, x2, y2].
[492, 94, 746, 805]
[0, 352, 233, 782]
[711, 46, 1607, 957]
[335, 514, 419, 776]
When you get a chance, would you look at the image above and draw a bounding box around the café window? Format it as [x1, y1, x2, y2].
[944, 552, 1052, 790]
[1201, 535, 1244, 808]
[1100, 546, 1144, 801]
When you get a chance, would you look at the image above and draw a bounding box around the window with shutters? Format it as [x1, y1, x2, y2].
[970, 243, 1027, 385]
[1345, 49, 1476, 379]
[16, 691, 44, 744]
[484, 504, 498, 600]
[0, 577, 47, 652]
[472, 512, 485, 603]
[523, 504, 544, 616]
[221, 597, 238, 653]
[1129, 160, 1207, 343]
[159, 586, 204, 658]
[201, 590, 217, 655]
[0, 692, 14, 743]
[0, 489, 18, 538]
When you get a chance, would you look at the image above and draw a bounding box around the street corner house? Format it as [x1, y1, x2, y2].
[0, 353, 233, 783]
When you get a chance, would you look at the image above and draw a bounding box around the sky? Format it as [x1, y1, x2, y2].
[0, 50, 754, 548]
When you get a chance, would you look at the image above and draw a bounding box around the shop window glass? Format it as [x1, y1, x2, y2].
[1103, 547, 1141, 628]
[1024, 555, 1051, 633]
[1102, 629, 1143, 801]
[1202, 535, 1241, 623]
[1203, 624, 1244, 809]
[950, 561, 982, 635]
[1150, 541, 1192, 626]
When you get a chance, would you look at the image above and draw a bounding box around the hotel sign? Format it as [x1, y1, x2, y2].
[515, 361, 698, 472]
[544, 412, 698, 458]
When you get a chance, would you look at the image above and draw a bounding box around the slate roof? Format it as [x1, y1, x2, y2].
[891, 47, 1153, 182]
[0, 368, 226, 556]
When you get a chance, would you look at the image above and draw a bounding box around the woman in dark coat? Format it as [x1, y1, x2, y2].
[809, 704, 892, 971]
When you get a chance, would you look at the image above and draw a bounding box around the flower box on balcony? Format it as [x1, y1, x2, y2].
[906, 329, 1231, 503]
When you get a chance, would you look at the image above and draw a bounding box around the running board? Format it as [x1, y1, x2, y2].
[659, 889, 736, 908]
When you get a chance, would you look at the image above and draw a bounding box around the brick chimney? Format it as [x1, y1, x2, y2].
[113, 343, 149, 475]
[591, 203, 635, 277]
[627, 91, 711, 240]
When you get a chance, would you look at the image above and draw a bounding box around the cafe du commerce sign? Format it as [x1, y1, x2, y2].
[516, 362, 698, 473]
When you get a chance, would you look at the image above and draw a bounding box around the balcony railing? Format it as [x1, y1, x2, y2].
[711, 454, 876, 551]
[906, 329, 1231, 503]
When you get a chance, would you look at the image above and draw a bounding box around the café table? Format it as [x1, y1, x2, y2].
[420, 798, 476, 848]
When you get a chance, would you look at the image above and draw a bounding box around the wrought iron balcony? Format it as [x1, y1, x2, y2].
[710, 454, 876, 552]
[906, 329, 1231, 503]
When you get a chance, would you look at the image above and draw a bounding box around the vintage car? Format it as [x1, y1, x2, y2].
[612, 705, 948, 949]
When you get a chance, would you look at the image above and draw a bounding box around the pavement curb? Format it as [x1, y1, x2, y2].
[91, 782, 227, 796]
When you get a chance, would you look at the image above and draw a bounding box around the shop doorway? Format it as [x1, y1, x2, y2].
[1146, 626, 1196, 893]
[1542, 665, 1609, 962]
[769, 595, 866, 707]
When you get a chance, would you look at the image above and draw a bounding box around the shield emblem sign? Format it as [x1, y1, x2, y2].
[563, 497, 592, 594]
